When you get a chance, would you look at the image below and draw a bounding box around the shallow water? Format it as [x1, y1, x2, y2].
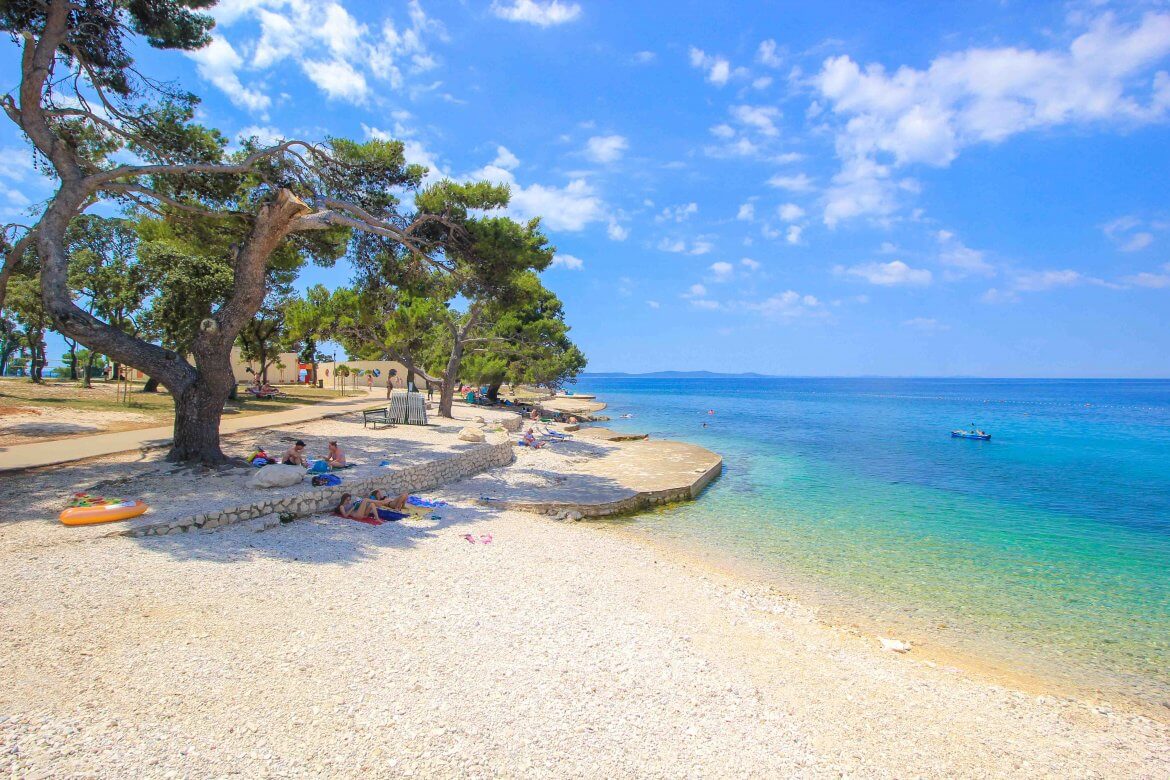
[576, 377, 1170, 711]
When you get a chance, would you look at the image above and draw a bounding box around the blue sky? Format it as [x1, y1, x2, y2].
[4, 0, 1170, 376]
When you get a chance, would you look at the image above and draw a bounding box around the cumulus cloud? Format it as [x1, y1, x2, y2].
[607, 220, 629, 241]
[836, 260, 932, 286]
[709, 261, 734, 281]
[492, 146, 520, 170]
[744, 291, 824, 319]
[777, 203, 805, 222]
[767, 173, 815, 192]
[757, 39, 783, 68]
[550, 253, 584, 270]
[937, 230, 996, 277]
[785, 225, 803, 245]
[188, 37, 271, 114]
[689, 47, 747, 87]
[658, 238, 714, 255]
[491, 0, 581, 26]
[656, 203, 699, 223]
[584, 134, 629, 164]
[470, 159, 607, 231]
[736, 202, 755, 221]
[193, 0, 445, 109]
[730, 104, 781, 136]
[813, 12, 1170, 224]
[740, 257, 761, 271]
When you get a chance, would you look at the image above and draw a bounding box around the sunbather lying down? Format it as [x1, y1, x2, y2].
[334, 490, 411, 521]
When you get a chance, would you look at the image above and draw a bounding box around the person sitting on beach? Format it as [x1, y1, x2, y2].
[369, 489, 409, 511]
[325, 440, 346, 469]
[521, 428, 545, 449]
[282, 440, 309, 467]
[529, 408, 540, 421]
[335, 492, 378, 521]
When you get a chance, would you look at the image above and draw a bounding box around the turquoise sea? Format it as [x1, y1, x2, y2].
[575, 377, 1170, 712]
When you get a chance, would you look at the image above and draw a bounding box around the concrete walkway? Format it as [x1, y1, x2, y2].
[0, 389, 388, 473]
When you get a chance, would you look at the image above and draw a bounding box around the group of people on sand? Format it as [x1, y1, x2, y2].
[278, 440, 347, 469]
[334, 489, 410, 521]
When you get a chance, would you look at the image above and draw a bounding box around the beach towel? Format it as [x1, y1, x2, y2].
[311, 474, 342, 487]
[375, 508, 409, 522]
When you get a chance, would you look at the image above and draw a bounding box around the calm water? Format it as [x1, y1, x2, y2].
[574, 377, 1170, 710]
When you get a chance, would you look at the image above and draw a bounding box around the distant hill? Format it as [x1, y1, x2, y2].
[580, 370, 775, 379]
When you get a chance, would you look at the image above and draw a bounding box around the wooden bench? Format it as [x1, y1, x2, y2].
[362, 407, 393, 429]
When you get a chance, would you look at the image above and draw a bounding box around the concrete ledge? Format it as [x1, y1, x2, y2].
[122, 442, 515, 537]
[476, 440, 722, 519]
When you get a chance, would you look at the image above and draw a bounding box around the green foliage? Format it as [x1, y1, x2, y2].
[1, 0, 216, 96]
[66, 216, 150, 333]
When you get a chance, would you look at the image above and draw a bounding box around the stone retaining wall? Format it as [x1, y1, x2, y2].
[479, 456, 723, 520]
[124, 442, 515, 537]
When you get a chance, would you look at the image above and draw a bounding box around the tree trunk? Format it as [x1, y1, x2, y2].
[82, 351, 96, 389]
[487, 381, 502, 401]
[169, 379, 229, 464]
[141, 376, 159, 393]
[66, 338, 78, 380]
[405, 367, 415, 392]
[438, 338, 465, 418]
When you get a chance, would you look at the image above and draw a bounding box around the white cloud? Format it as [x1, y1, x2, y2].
[550, 253, 584, 270]
[837, 260, 932, 286]
[740, 257, 761, 271]
[813, 12, 1170, 223]
[744, 290, 824, 319]
[236, 125, 284, 146]
[689, 47, 746, 87]
[0, 147, 36, 182]
[491, 0, 581, 26]
[730, 105, 781, 136]
[709, 261, 734, 280]
[188, 37, 271, 114]
[492, 146, 520, 170]
[752, 76, 774, 90]
[656, 202, 699, 223]
[1012, 269, 1084, 292]
[607, 220, 629, 241]
[633, 51, 656, 64]
[1103, 215, 1159, 252]
[785, 225, 803, 245]
[646, 300, 661, 308]
[903, 317, 948, 331]
[1123, 263, 1170, 288]
[197, 0, 445, 108]
[767, 173, 815, 192]
[710, 123, 736, 139]
[778, 203, 805, 222]
[302, 58, 370, 103]
[584, 134, 629, 164]
[736, 202, 755, 221]
[937, 230, 996, 277]
[658, 238, 714, 255]
[757, 39, 783, 68]
[511, 178, 605, 231]
[691, 299, 722, 310]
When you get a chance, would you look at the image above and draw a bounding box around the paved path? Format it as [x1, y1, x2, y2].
[0, 389, 388, 473]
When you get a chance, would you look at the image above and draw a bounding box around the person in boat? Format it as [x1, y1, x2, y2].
[282, 440, 309, 467]
[369, 489, 409, 511]
[325, 440, 346, 469]
[335, 492, 379, 520]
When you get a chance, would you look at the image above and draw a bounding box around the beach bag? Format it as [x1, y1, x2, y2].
[247, 464, 305, 489]
[251, 457, 268, 467]
[309, 459, 330, 473]
[311, 474, 342, 487]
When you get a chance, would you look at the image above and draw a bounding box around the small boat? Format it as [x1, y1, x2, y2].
[951, 424, 991, 441]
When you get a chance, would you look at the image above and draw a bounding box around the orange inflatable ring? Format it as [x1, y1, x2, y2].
[59, 493, 149, 526]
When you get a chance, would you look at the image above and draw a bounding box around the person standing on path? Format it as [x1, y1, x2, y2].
[385, 372, 394, 399]
[366, 374, 373, 392]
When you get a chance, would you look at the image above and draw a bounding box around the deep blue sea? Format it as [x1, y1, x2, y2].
[574, 377, 1170, 711]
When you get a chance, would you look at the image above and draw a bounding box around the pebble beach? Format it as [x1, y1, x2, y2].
[2, 406, 1169, 777]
